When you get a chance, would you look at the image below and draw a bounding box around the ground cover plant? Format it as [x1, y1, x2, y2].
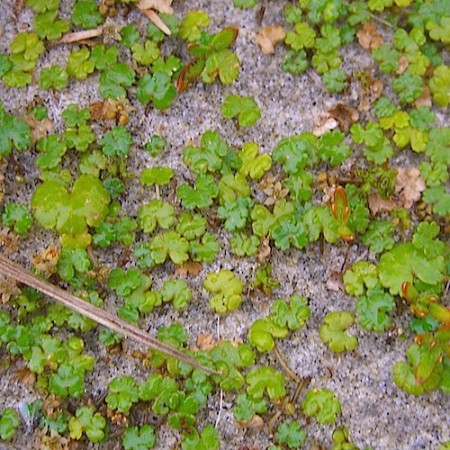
[0, 0, 449, 449]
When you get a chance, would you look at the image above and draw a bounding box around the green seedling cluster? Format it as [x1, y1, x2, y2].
[0, 0, 449, 449]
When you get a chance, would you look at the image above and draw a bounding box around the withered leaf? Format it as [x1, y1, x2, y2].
[395, 167, 426, 209]
[255, 25, 286, 55]
[328, 103, 359, 133]
[356, 22, 382, 50]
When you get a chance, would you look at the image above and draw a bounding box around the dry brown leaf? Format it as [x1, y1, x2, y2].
[0, 227, 19, 255]
[24, 115, 54, 144]
[368, 192, 397, 215]
[358, 78, 383, 112]
[396, 55, 409, 75]
[415, 85, 432, 108]
[257, 237, 271, 263]
[356, 22, 382, 50]
[138, 0, 173, 14]
[326, 270, 344, 292]
[15, 366, 36, 387]
[395, 167, 426, 209]
[0, 273, 20, 303]
[255, 25, 286, 55]
[236, 415, 265, 429]
[259, 174, 288, 206]
[196, 333, 217, 351]
[32, 245, 60, 278]
[328, 103, 359, 133]
[313, 116, 338, 136]
[175, 261, 202, 277]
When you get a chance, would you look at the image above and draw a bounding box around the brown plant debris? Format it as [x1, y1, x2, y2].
[368, 192, 397, 215]
[32, 245, 60, 278]
[255, 25, 286, 55]
[358, 77, 383, 112]
[356, 22, 382, 50]
[395, 167, 426, 209]
[328, 103, 359, 133]
[0, 273, 20, 303]
[175, 261, 202, 277]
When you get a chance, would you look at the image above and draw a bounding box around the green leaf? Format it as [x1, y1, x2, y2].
[343, 261, 379, 296]
[276, 421, 306, 449]
[204, 269, 243, 313]
[0, 408, 20, 441]
[248, 318, 288, 352]
[429, 65, 450, 107]
[221, 94, 261, 127]
[122, 425, 156, 450]
[230, 232, 259, 257]
[106, 376, 139, 413]
[361, 220, 395, 253]
[36, 134, 67, 170]
[189, 232, 219, 263]
[138, 199, 175, 233]
[0, 104, 32, 156]
[181, 425, 219, 450]
[238, 142, 271, 180]
[393, 72, 424, 104]
[217, 197, 253, 231]
[233, 0, 258, 7]
[273, 133, 317, 174]
[132, 41, 160, 66]
[302, 388, 341, 424]
[69, 406, 106, 443]
[34, 10, 69, 40]
[120, 24, 141, 48]
[57, 248, 91, 281]
[10, 32, 44, 61]
[179, 10, 210, 42]
[372, 44, 399, 73]
[99, 63, 135, 98]
[49, 364, 85, 398]
[271, 294, 311, 331]
[202, 49, 240, 85]
[27, 0, 60, 13]
[233, 392, 266, 421]
[356, 288, 395, 331]
[282, 49, 309, 74]
[108, 267, 142, 297]
[100, 126, 132, 158]
[285, 22, 316, 50]
[161, 279, 192, 310]
[89, 44, 119, 70]
[67, 48, 95, 80]
[246, 366, 286, 400]
[1, 203, 33, 235]
[322, 68, 346, 93]
[319, 311, 358, 352]
[39, 65, 68, 90]
[141, 167, 174, 186]
[422, 186, 450, 216]
[150, 231, 189, 265]
[136, 72, 177, 110]
[177, 175, 219, 209]
[71, 0, 103, 29]
[144, 135, 167, 156]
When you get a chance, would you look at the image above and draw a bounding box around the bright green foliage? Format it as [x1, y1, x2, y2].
[67, 48, 95, 80]
[0, 54, 12, 78]
[361, 220, 395, 254]
[49, 363, 87, 399]
[122, 425, 156, 450]
[0, 409, 20, 441]
[317, 130, 350, 166]
[238, 142, 271, 180]
[189, 232, 219, 262]
[99, 63, 135, 98]
[233, 0, 258, 7]
[176, 212, 206, 240]
[275, 421, 306, 449]
[423, 186, 450, 216]
[10, 32, 44, 62]
[218, 173, 250, 203]
[303, 205, 340, 243]
[31, 175, 110, 245]
[230, 232, 259, 257]
[64, 123, 96, 152]
[285, 22, 316, 50]
[62, 103, 90, 127]
[120, 24, 141, 48]
[393, 72, 424, 104]
[179, 10, 210, 42]
[57, 248, 91, 281]
[1, 203, 33, 235]
[34, 10, 69, 40]
[332, 427, 359, 450]
[252, 264, 280, 296]
[233, 392, 267, 421]
[426, 127, 450, 166]
[248, 318, 289, 352]
[217, 197, 253, 231]
[161, 279, 192, 309]
[69, 406, 106, 443]
[141, 167, 174, 186]
[93, 217, 137, 247]
[0, 103, 32, 156]
[150, 231, 189, 265]
[372, 45, 399, 73]
[204, 269, 243, 313]
[39, 65, 68, 90]
[145, 135, 167, 156]
[429, 65, 450, 106]
[89, 45, 119, 71]
[351, 122, 393, 164]
[284, 171, 313, 202]
[246, 366, 286, 399]
[221, 94, 261, 127]
[378, 222, 445, 295]
[100, 126, 132, 158]
[302, 388, 341, 424]
[182, 130, 231, 175]
[322, 68, 346, 93]
[319, 311, 358, 353]
[282, 49, 308, 74]
[36, 134, 67, 170]
[271, 294, 311, 331]
[177, 175, 219, 209]
[132, 41, 160, 66]
[136, 72, 177, 110]
[356, 288, 395, 332]
[71, 0, 103, 29]
[273, 133, 317, 174]
[27, 0, 59, 13]
[138, 199, 175, 233]
[108, 267, 141, 298]
[153, 55, 182, 77]
[181, 425, 219, 450]
[106, 376, 139, 413]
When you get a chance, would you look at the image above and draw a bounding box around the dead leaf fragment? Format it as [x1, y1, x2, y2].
[395, 167, 426, 209]
[32, 245, 60, 278]
[255, 25, 286, 55]
[0, 273, 20, 303]
[175, 261, 202, 277]
[138, 0, 173, 14]
[236, 415, 265, 429]
[358, 78, 383, 112]
[326, 270, 344, 292]
[24, 115, 54, 144]
[313, 116, 338, 137]
[356, 22, 382, 50]
[257, 237, 271, 263]
[414, 85, 432, 108]
[328, 103, 359, 133]
[196, 333, 217, 351]
[368, 192, 397, 215]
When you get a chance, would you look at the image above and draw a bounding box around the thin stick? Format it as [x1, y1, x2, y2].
[138, 7, 171, 35]
[0, 254, 218, 375]
[59, 28, 103, 44]
[273, 344, 302, 383]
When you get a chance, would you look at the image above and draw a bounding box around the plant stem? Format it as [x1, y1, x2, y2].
[0, 254, 218, 375]
[273, 344, 302, 383]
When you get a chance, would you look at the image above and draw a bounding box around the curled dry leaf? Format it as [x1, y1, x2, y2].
[32, 245, 60, 278]
[196, 333, 217, 351]
[328, 103, 359, 133]
[326, 270, 345, 292]
[0, 273, 20, 303]
[313, 116, 339, 137]
[356, 22, 382, 50]
[24, 115, 54, 144]
[236, 415, 265, 429]
[0, 227, 19, 255]
[414, 85, 432, 108]
[358, 78, 383, 112]
[368, 192, 397, 215]
[257, 237, 271, 263]
[138, 0, 174, 14]
[255, 25, 286, 55]
[395, 167, 426, 209]
[259, 174, 288, 206]
[175, 261, 202, 277]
